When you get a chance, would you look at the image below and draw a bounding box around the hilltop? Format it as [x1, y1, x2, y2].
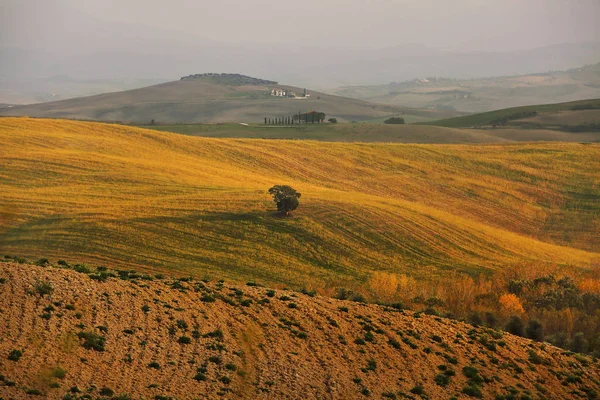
[331, 63, 600, 114]
[0, 74, 455, 124]
[1, 261, 598, 399]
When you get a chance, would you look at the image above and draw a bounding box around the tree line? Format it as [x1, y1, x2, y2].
[265, 111, 327, 125]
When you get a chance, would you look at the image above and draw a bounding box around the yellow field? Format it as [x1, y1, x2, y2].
[1, 118, 599, 288]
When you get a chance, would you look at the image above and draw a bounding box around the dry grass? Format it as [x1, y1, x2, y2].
[1, 118, 599, 288]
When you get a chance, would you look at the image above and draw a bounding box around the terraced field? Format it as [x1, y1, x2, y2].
[1, 118, 599, 289]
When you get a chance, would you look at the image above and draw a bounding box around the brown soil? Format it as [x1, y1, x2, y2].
[0, 262, 598, 399]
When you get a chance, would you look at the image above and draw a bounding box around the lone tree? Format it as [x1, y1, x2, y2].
[268, 185, 301, 216]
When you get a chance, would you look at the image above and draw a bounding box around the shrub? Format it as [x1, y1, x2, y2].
[77, 331, 106, 351]
[434, 373, 451, 386]
[176, 320, 188, 330]
[193, 372, 207, 381]
[147, 361, 161, 369]
[328, 118, 337, 123]
[99, 387, 114, 396]
[34, 280, 53, 296]
[178, 336, 191, 344]
[296, 331, 308, 339]
[528, 349, 544, 365]
[200, 295, 216, 303]
[462, 384, 483, 398]
[220, 376, 231, 384]
[203, 329, 224, 339]
[51, 367, 67, 379]
[225, 363, 237, 371]
[8, 349, 23, 361]
[208, 356, 222, 364]
[364, 359, 376, 372]
[288, 303, 297, 309]
[266, 290, 276, 297]
[410, 384, 425, 395]
[35, 258, 49, 266]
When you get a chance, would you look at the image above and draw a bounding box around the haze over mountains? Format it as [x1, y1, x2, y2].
[2, 0, 600, 104]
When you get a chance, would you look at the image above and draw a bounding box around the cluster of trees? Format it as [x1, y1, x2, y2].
[491, 111, 537, 127]
[180, 73, 277, 86]
[265, 111, 327, 125]
[331, 264, 600, 356]
[384, 117, 405, 124]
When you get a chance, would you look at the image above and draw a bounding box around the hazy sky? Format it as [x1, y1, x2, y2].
[2, 0, 600, 51]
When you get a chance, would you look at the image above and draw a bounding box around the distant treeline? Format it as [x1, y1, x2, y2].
[384, 117, 405, 124]
[491, 111, 537, 127]
[265, 111, 327, 125]
[571, 104, 600, 111]
[180, 73, 278, 86]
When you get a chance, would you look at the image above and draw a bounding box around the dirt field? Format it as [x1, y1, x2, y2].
[1, 261, 598, 399]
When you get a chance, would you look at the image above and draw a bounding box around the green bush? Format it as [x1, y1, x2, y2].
[410, 384, 425, 395]
[8, 349, 23, 361]
[147, 361, 161, 369]
[462, 384, 483, 398]
[99, 387, 114, 396]
[178, 336, 191, 344]
[34, 280, 53, 296]
[434, 373, 451, 386]
[77, 331, 106, 352]
[51, 367, 67, 379]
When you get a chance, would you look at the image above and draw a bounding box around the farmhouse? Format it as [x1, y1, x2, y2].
[270, 88, 311, 98]
[271, 88, 294, 97]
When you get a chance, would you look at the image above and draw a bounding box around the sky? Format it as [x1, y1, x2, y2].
[2, 0, 600, 51]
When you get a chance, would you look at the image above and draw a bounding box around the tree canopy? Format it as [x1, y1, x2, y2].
[268, 185, 301, 215]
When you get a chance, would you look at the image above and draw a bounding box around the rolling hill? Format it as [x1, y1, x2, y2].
[1, 261, 598, 400]
[1, 118, 599, 290]
[138, 121, 600, 143]
[423, 98, 600, 129]
[330, 63, 600, 114]
[0, 74, 458, 124]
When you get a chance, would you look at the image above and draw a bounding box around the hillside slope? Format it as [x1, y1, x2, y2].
[0, 75, 456, 123]
[1, 118, 599, 289]
[423, 98, 600, 129]
[1, 262, 598, 400]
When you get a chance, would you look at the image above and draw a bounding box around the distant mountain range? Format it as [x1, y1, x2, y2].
[331, 63, 600, 113]
[1, 2, 599, 104]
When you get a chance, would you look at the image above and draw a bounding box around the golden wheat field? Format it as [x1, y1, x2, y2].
[1, 118, 599, 288]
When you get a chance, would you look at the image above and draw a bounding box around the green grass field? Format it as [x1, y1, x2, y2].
[138, 121, 600, 143]
[1, 118, 599, 291]
[424, 99, 600, 128]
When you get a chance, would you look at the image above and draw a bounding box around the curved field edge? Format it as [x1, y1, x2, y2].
[0, 118, 599, 287]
